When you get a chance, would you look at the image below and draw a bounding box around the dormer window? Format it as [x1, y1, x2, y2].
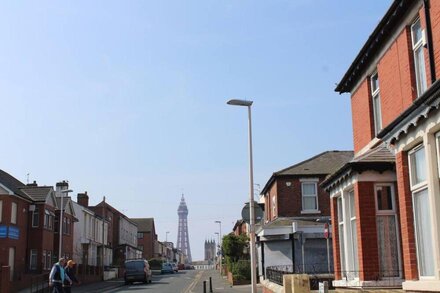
[411, 18, 427, 97]
[371, 72, 382, 135]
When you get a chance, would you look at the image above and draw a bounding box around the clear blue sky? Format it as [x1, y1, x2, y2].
[0, 1, 391, 260]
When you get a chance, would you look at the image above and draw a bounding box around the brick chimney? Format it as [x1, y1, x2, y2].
[55, 180, 69, 197]
[77, 191, 89, 207]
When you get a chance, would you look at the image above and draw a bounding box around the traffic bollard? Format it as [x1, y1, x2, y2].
[209, 277, 213, 293]
[203, 280, 206, 293]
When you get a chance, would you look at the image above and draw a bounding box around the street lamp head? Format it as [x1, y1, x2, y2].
[227, 99, 253, 107]
[215, 220, 221, 224]
[61, 189, 73, 193]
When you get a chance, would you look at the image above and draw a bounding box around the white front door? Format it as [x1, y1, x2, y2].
[8, 247, 15, 281]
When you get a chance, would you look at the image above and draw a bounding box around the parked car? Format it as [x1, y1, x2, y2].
[178, 263, 185, 270]
[124, 259, 152, 285]
[171, 262, 178, 272]
[161, 262, 174, 274]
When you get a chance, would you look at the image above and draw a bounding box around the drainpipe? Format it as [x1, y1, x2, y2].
[424, 0, 436, 83]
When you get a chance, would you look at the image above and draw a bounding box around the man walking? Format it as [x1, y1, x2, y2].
[49, 258, 71, 293]
[63, 260, 79, 293]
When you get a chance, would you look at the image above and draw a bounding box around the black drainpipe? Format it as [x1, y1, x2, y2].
[424, 0, 436, 83]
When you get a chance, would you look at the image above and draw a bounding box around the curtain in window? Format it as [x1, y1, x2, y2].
[414, 189, 434, 276]
[377, 215, 399, 277]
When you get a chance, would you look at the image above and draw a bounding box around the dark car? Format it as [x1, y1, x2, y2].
[161, 262, 174, 274]
[124, 259, 152, 285]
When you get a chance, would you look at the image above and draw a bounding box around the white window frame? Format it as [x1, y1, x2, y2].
[374, 183, 402, 278]
[408, 144, 435, 278]
[29, 249, 38, 270]
[272, 194, 277, 217]
[11, 202, 17, 224]
[371, 71, 382, 135]
[300, 179, 320, 213]
[411, 18, 427, 97]
[337, 196, 345, 272]
[338, 189, 359, 280]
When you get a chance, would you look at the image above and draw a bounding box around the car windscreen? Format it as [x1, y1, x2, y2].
[125, 261, 144, 271]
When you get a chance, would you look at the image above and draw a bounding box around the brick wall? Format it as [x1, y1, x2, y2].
[0, 195, 29, 280]
[395, 151, 418, 280]
[377, 27, 417, 128]
[351, 79, 375, 153]
[431, 0, 440, 77]
[330, 197, 341, 280]
[276, 176, 330, 218]
[354, 182, 379, 281]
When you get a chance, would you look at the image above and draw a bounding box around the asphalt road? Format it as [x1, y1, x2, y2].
[104, 270, 203, 293]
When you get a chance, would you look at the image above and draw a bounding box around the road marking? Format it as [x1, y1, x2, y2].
[183, 271, 204, 293]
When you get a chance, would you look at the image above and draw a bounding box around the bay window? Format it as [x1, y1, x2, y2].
[409, 145, 434, 277]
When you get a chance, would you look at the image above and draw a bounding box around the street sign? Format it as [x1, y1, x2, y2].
[324, 223, 329, 239]
[241, 201, 264, 224]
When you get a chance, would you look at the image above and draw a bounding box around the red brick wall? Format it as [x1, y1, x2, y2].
[351, 79, 375, 153]
[354, 182, 379, 281]
[395, 151, 418, 280]
[377, 27, 417, 128]
[27, 203, 56, 271]
[431, 1, 440, 78]
[276, 177, 330, 218]
[0, 195, 29, 280]
[330, 197, 341, 280]
[138, 231, 156, 260]
[267, 182, 277, 221]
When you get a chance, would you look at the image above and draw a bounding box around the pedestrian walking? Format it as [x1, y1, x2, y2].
[49, 258, 72, 293]
[63, 260, 79, 293]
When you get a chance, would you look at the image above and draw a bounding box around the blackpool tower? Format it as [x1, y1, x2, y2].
[177, 194, 192, 263]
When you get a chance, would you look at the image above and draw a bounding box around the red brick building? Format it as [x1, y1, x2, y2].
[232, 220, 248, 236]
[131, 218, 157, 260]
[0, 171, 77, 291]
[257, 151, 352, 278]
[325, 0, 440, 290]
[0, 170, 32, 291]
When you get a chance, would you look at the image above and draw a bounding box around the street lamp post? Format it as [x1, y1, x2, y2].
[59, 189, 73, 258]
[214, 221, 222, 274]
[227, 99, 257, 293]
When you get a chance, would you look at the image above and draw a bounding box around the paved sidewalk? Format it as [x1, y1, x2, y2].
[190, 270, 262, 293]
[72, 278, 124, 293]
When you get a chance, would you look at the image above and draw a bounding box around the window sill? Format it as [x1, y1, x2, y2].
[301, 210, 321, 214]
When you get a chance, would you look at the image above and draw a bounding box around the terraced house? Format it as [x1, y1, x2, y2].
[324, 0, 440, 291]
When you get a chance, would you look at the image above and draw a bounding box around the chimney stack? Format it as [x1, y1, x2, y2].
[77, 191, 89, 207]
[27, 180, 38, 187]
[55, 180, 69, 197]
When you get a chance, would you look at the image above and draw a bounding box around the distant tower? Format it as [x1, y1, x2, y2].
[204, 239, 216, 263]
[177, 194, 192, 263]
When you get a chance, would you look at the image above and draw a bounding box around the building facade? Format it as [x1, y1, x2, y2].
[327, 0, 440, 291]
[131, 218, 157, 260]
[258, 151, 352, 278]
